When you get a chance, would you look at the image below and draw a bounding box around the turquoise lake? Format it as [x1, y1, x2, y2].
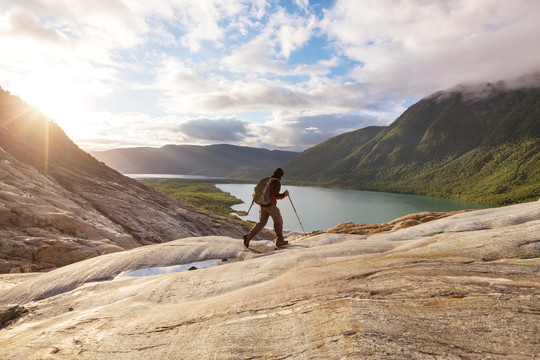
[216, 184, 490, 233]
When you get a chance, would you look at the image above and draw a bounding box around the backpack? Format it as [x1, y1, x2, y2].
[252, 177, 276, 205]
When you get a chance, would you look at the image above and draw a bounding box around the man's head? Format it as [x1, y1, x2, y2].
[272, 167, 284, 179]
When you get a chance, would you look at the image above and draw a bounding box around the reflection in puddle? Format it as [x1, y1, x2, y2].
[117, 259, 224, 278]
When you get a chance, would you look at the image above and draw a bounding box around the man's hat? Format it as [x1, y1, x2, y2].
[272, 168, 284, 178]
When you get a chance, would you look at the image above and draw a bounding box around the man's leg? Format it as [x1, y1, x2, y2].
[266, 205, 285, 245]
[246, 207, 270, 242]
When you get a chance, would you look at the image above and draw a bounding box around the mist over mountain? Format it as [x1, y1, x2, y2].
[91, 144, 298, 176]
[0, 87, 248, 273]
[286, 77, 540, 206]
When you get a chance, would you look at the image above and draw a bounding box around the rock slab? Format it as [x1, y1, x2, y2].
[0, 201, 538, 359]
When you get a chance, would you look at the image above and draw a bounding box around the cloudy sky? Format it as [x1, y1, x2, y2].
[1, 0, 539, 152]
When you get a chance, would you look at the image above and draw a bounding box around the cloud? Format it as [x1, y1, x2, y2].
[69, 112, 252, 150]
[177, 117, 249, 141]
[155, 58, 211, 94]
[172, 2, 228, 52]
[2, 7, 67, 44]
[2, 0, 539, 154]
[222, 5, 318, 74]
[155, 55, 400, 117]
[58, 111, 157, 151]
[67, 108, 387, 152]
[428, 72, 540, 103]
[194, 80, 313, 112]
[244, 110, 385, 150]
[291, 57, 341, 76]
[321, 0, 540, 97]
[146, 0, 269, 53]
[0, 0, 148, 112]
[222, 37, 287, 74]
[155, 57, 312, 113]
[0, 0, 148, 49]
[270, 7, 317, 59]
[295, 0, 309, 13]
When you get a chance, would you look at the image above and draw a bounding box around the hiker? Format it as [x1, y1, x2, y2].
[243, 168, 289, 248]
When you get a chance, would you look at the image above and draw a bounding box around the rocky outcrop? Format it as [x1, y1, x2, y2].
[0, 201, 538, 359]
[0, 305, 27, 329]
[0, 145, 248, 273]
[0, 88, 249, 274]
[288, 210, 472, 240]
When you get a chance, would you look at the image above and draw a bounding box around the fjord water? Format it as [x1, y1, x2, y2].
[216, 184, 490, 233]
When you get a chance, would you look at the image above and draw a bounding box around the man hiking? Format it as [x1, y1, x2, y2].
[243, 168, 289, 248]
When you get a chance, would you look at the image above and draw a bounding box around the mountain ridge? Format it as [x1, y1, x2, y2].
[90, 143, 299, 176]
[286, 79, 540, 205]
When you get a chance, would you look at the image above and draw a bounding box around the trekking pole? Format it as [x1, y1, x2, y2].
[246, 200, 254, 215]
[288, 195, 306, 236]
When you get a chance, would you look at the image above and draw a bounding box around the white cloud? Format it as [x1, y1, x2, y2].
[0, 0, 149, 121]
[247, 110, 384, 149]
[143, 0, 269, 52]
[174, 3, 226, 52]
[2, 7, 68, 44]
[177, 116, 249, 141]
[155, 58, 211, 94]
[156, 66, 385, 115]
[292, 57, 341, 76]
[2, 0, 539, 153]
[269, 7, 317, 58]
[222, 5, 318, 74]
[222, 36, 287, 74]
[70, 107, 387, 152]
[156, 53, 400, 117]
[321, 0, 540, 96]
[295, 0, 309, 13]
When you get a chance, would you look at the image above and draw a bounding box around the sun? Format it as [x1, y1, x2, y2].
[19, 76, 85, 132]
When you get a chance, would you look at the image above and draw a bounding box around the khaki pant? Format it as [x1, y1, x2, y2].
[247, 205, 284, 243]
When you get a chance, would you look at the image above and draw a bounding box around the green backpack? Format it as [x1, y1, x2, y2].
[252, 177, 276, 205]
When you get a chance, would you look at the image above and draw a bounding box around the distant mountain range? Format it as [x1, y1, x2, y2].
[91, 144, 298, 176]
[286, 78, 540, 206]
[92, 77, 540, 206]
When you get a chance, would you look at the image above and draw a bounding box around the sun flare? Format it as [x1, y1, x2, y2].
[21, 76, 84, 132]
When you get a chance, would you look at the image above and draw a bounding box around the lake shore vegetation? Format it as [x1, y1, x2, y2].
[140, 179, 249, 218]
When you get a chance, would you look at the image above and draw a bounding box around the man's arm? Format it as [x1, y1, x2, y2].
[271, 181, 289, 200]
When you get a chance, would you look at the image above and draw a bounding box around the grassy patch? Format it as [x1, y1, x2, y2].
[140, 179, 245, 218]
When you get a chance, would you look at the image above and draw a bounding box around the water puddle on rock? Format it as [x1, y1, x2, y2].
[116, 259, 225, 279]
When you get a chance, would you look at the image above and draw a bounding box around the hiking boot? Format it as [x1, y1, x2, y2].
[243, 235, 250, 248]
[275, 240, 288, 247]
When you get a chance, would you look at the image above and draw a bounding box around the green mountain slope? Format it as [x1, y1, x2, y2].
[287, 126, 385, 182]
[287, 81, 540, 206]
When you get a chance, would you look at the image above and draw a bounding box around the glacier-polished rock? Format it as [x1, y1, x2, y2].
[0, 147, 249, 273]
[0, 202, 538, 359]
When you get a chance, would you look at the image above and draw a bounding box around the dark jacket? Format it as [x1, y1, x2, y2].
[264, 176, 287, 206]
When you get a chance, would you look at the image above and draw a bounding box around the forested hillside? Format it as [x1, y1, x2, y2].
[287, 81, 540, 206]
